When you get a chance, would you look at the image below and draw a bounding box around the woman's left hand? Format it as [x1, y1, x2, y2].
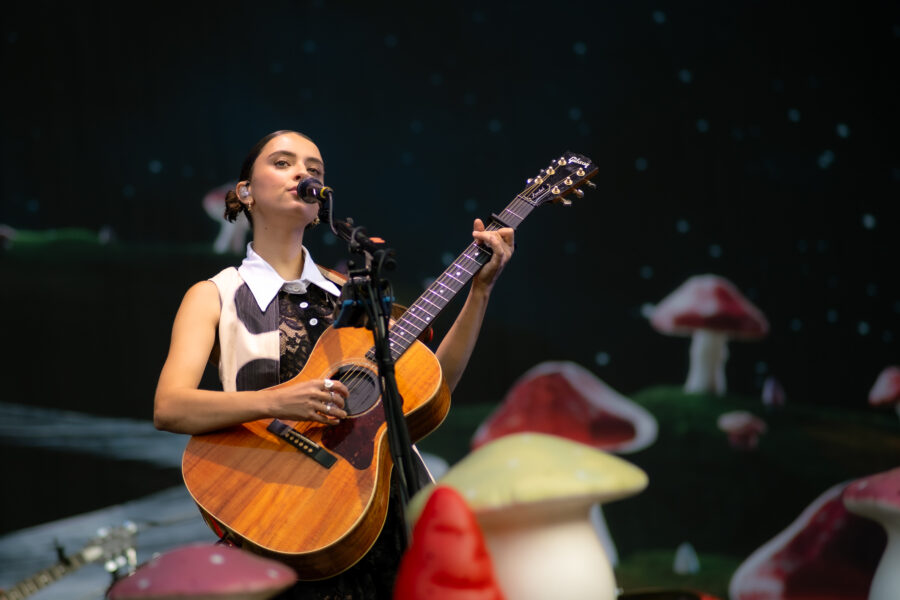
[471, 218, 514, 292]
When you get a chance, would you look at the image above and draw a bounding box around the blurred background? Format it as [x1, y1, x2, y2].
[1, 1, 898, 597]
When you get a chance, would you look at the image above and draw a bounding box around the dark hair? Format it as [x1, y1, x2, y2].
[223, 130, 314, 223]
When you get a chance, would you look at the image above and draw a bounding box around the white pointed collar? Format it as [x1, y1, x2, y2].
[237, 242, 341, 312]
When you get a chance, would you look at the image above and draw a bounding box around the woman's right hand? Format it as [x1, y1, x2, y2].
[269, 378, 349, 425]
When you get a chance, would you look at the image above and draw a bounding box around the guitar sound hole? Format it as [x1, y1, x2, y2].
[333, 366, 380, 416]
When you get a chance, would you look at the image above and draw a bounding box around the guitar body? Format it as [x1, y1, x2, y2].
[181, 325, 450, 580]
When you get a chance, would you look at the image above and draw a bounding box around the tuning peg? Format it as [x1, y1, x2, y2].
[560, 198, 573, 206]
[584, 180, 597, 189]
[572, 189, 585, 198]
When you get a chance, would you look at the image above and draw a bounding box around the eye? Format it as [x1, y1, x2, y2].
[275, 159, 290, 168]
[308, 167, 321, 175]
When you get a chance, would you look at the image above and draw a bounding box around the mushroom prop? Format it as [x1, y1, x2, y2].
[868, 366, 900, 421]
[843, 466, 900, 600]
[673, 541, 701, 575]
[406, 432, 649, 600]
[0, 223, 16, 250]
[650, 274, 768, 396]
[106, 542, 297, 600]
[716, 410, 767, 450]
[203, 181, 250, 254]
[393, 485, 505, 600]
[472, 361, 658, 454]
[761, 375, 787, 410]
[729, 482, 885, 600]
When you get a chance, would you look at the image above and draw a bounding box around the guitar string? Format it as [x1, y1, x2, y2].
[331, 166, 582, 404]
[331, 202, 534, 401]
[329, 190, 544, 406]
[329, 172, 574, 403]
[331, 230, 500, 402]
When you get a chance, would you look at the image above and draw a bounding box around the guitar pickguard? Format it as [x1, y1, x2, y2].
[321, 400, 386, 470]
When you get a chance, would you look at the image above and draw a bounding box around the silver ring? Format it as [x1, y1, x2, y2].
[325, 401, 336, 413]
[323, 379, 334, 390]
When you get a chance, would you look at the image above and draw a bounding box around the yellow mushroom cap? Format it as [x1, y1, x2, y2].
[408, 432, 648, 526]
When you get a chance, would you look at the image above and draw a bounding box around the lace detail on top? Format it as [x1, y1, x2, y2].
[278, 286, 339, 382]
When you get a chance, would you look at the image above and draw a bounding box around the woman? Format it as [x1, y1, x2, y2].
[154, 129, 514, 598]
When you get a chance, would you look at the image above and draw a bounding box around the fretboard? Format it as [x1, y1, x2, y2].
[365, 193, 540, 363]
[0, 556, 85, 600]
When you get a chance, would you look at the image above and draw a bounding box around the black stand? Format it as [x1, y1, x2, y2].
[323, 198, 423, 546]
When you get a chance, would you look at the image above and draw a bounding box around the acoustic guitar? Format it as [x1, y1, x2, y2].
[181, 152, 598, 580]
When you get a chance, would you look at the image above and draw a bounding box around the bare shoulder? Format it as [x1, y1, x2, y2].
[176, 280, 221, 323]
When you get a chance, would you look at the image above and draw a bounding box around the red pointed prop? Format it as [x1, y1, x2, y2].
[394, 485, 505, 600]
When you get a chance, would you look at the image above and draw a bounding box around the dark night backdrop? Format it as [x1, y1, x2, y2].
[1, 0, 898, 547]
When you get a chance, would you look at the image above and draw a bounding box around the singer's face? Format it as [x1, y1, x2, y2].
[248, 132, 324, 224]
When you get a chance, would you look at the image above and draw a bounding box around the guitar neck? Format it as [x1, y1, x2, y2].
[372, 194, 539, 362]
[0, 555, 87, 600]
[0, 524, 136, 600]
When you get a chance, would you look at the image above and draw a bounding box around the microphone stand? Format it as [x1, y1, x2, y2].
[319, 191, 422, 547]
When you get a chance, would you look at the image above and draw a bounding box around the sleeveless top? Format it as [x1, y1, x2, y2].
[210, 265, 344, 391]
[209, 265, 424, 600]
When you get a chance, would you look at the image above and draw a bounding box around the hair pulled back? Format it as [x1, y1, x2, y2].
[223, 130, 314, 223]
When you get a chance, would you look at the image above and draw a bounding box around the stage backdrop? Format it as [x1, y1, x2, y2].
[1, 2, 897, 597]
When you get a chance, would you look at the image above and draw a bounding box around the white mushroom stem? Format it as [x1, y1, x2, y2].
[845, 501, 900, 600]
[685, 329, 729, 395]
[872, 525, 900, 600]
[478, 503, 617, 600]
[590, 504, 619, 566]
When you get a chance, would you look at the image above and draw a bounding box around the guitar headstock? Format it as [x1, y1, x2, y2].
[520, 151, 598, 207]
[83, 522, 139, 574]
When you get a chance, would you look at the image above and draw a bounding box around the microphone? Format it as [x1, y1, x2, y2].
[297, 178, 333, 224]
[297, 178, 333, 204]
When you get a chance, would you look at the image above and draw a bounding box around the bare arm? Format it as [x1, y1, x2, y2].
[435, 219, 514, 392]
[153, 281, 348, 435]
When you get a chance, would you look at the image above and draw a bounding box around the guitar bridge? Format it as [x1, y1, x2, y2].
[267, 419, 337, 469]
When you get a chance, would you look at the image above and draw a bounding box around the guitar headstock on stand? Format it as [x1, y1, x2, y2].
[0, 522, 138, 600]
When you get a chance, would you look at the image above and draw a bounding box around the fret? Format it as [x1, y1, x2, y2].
[434, 279, 456, 293]
[429, 285, 452, 300]
[418, 295, 443, 312]
[499, 206, 525, 221]
[402, 309, 431, 328]
[443, 271, 465, 285]
[449, 263, 474, 277]
[390, 323, 417, 343]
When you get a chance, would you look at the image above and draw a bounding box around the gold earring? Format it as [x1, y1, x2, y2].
[246, 201, 254, 213]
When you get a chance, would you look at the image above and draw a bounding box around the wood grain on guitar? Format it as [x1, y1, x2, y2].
[181, 152, 599, 580]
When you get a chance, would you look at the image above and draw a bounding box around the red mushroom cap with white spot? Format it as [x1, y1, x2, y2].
[868, 366, 900, 407]
[650, 274, 769, 339]
[107, 542, 296, 599]
[717, 411, 767, 449]
[717, 411, 767, 435]
[730, 482, 885, 600]
[471, 361, 658, 454]
[843, 466, 900, 515]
